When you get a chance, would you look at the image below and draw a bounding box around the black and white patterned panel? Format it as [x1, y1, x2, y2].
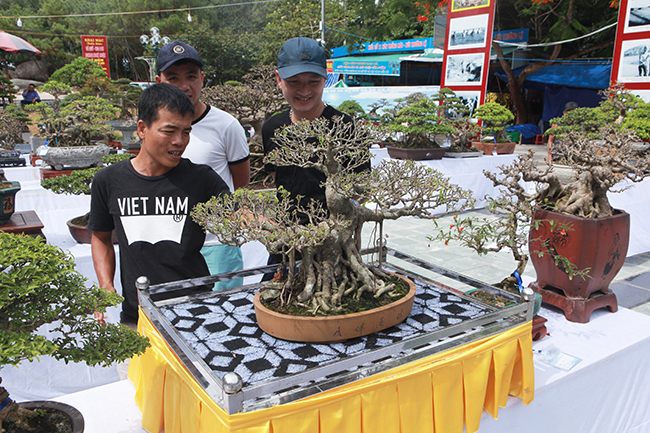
[160, 275, 491, 388]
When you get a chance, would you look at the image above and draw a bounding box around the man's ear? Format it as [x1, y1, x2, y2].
[275, 70, 282, 86]
[155, 75, 162, 84]
[137, 119, 147, 140]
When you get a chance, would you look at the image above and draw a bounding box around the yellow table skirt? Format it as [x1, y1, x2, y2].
[129, 309, 534, 433]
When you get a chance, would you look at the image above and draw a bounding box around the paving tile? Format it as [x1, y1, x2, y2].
[632, 302, 650, 316]
[608, 282, 650, 308]
[624, 271, 650, 289]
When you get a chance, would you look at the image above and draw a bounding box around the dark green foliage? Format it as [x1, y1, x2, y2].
[0, 233, 149, 367]
[41, 153, 133, 194]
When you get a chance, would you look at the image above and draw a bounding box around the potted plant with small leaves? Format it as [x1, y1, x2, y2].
[471, 102, 516, 155]
[0, 232, 150, 432]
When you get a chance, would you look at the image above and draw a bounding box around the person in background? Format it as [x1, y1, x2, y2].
[156, 41, 250, 289]
[88, 83, 231, 325]
[261, 37, 370, 278]
[21, 83, 40, 108]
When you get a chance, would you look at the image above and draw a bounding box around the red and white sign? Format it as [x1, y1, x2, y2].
[439, 0, 496, 107]
[611, 0, 650, 99]
[81, 35, 110, 78]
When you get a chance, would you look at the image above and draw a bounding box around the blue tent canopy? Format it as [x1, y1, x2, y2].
[495, 63, 612, 122]
[494, 63, 611, 90]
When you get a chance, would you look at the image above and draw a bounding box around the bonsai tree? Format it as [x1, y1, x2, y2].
[49, 57, 108, 90]
[192, 117, 474, 313]
[382, 92, 455, 149]
[434, 86, 650, 291]
[26, 93, 119, 146]
[473, 102, 515, 143]
[0, 73, 16, 106]
[201, 65, 287, 187]
[0, 105, 29, 151]
[0, 232, 150, 427]
[337, 100, 368, 120]
[430, 88, 479, 152]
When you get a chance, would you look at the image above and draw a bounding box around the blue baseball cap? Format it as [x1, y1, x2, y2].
[277, 37, 327, 79]
[157, 41, 203, 73]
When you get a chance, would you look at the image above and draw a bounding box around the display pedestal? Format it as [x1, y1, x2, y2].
[40, 167, 74, 180]
[0, 210, 46, 239]
[530, 282, 618, 324]
[531, 315, 548, 341]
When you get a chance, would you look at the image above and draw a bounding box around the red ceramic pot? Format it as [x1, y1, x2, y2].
[529, 208, 629, 299]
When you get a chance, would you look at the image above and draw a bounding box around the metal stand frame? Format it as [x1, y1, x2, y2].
[136, 248, 535, 415]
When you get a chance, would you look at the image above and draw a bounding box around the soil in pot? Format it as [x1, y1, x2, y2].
[3, 401, 84, 433]
[466, 289, 515, 308]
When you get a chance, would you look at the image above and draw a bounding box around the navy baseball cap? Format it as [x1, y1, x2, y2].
[277, 37, 327, 79]
[157, 41, 203, 73]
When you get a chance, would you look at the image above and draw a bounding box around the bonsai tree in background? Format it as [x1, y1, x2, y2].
[201, 65, 287, 187]
[48, 57, 108, 90]
[0, 233, 150, 427]
[38, 80, 72, 112]
[26, 94, 119, 146]
[382, 93, 456, 149]
[434, 87, 650, 290]
[473, 102, 515, 143]
[337, 100, 368, 120]
[192, 117, 474, 313]
[0, 105, 29, 151]
[0, 73, 16, 106]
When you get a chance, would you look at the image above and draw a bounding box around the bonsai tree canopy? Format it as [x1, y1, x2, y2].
[193, 117, 475, 313]
[474, 102, 515, 143]
[0, 233, 150, 424]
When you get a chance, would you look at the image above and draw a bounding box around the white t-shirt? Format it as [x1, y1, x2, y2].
[183, 105, 249, 192]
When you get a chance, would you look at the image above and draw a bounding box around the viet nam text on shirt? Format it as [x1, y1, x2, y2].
[118, 196, 189, 245]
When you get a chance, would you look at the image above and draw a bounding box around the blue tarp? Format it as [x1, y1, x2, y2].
[494, 63, 611, 90]
[495, 63, 611, 123]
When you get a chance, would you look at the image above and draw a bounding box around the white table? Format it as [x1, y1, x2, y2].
[45, 305, 650, 433]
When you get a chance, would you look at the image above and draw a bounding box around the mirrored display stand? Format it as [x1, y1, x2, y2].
[137, 248, 535, 415]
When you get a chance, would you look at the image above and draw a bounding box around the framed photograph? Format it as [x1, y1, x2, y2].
[624, 0, 650, 34]
[444, 53, 485, 86]
[618, 39, 650, 82]
[451, 0, 490, 13]
[448, 15, 489, 50]
[452, 91, 482, 118]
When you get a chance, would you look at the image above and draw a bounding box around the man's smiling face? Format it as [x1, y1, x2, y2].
[136, 107, 192, 176]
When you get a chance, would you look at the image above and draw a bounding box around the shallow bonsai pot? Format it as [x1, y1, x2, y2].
[471, 141, 516, 155]
[16, 400, 84, 433]
[385, 146, 446, 161]
[39, 144, 110, 171]
[254, 273, 417, 343]
[67, 217, 118, 244]
[1, 181, 21, 225]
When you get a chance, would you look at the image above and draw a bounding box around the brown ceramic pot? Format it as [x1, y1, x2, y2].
[385, 146, 446, 161]
[470, 141, 516, 155]
[528, 208, 629, 299]
[17, 401, 84, 432]
[254, 273, 417, 343]
[67, 217, 118, 244]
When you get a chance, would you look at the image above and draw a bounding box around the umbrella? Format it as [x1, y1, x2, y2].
[0, 31, 42, 56]
[0, 31, 41, 79]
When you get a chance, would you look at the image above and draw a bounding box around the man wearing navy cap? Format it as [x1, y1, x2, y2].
[156, 41, 250, 289]
[261, 37, 370, 277]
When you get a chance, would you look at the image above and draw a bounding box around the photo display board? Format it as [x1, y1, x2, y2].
[612, 0, 650, 97]
[439, 0, 496, 106]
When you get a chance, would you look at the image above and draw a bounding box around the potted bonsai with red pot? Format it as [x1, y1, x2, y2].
[0, 232, 149, 431]
[192, 117, 475, 342]
[471, 102, 516, 155]
[380, 92, 455, 160]
[434, 86, 650, 323]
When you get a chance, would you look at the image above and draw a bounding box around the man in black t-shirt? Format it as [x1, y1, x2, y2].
[89, 83, 230, 325]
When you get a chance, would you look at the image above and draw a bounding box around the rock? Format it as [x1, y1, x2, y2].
[13, 60, 54, 83]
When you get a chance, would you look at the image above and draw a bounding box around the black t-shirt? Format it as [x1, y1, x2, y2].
[88, 158, 230, 321]
[262, 105, 370, 224]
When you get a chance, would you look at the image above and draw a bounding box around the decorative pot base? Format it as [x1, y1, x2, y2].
[530, 282, 618, 323]
[254, 273, 417, 343]
[385, 146, 446, 161]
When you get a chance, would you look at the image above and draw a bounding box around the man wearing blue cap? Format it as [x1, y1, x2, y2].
[261, 37, 370, 276]
[156, 41, 250, 289]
